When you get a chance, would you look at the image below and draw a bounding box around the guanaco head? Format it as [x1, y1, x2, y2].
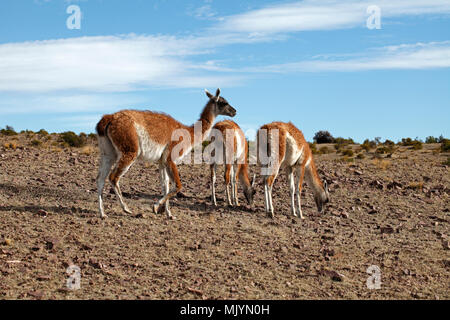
[244, 174, 257, 206]
[205, 88, 236, 117]
[315, 180, 330, 213]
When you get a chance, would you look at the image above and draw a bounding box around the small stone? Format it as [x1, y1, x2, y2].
[37, 209, 49, 217]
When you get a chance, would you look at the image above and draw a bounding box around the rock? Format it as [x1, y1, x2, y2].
[387, 181, 403, 190]
[81, 244, 93, 251]
[4, 238, 13, 246]
[27, 290, 44, 299]
[44, 237, 60, 250]
[37, 209, 49, 217]
[380, 226, 395, 234]
[89, 258, 104, 269]
[370, 180, 384, 190]
[319, 268, 345, 282]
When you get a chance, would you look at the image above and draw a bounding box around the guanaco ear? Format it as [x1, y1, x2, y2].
[214, 88, 220, 102]
[205, 89, 214, 99]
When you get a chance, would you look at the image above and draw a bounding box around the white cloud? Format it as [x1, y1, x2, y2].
[2, 1, 450, 95]
[217, 0, 450, 33]
[244, 41, 450, 72]
[191, 4, 217, 20]
[0, 92, 146, 115]
[0, 34, 246, 93]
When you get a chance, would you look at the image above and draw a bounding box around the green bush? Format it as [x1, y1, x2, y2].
[361, 139, 377, 152]
[309, 142, 318, 154]
[31, 139, 42, 147]
[334, 137, 355, 146]
[319, 146, 332, 154]
[399, 138, 423, 150]
[376, 147, 388, 154]
[314, 131, 335, 144]
[37, 129, 49, 136]
[1, 125, 18, 136]
[412, 141, 423, 150]
[341, 148, 354, 157]
[441, 139, 450, 152]
[425, 136, 438, 144]
[60, 131, 87, 148]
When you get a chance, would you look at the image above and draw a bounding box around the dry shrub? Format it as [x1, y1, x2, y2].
[309, 142, 318, 154]
[80, 145, 95, 155]
[31, 139, 42, 147]
[372, 159, 391, 170]
[441, 139, 450, 152]
[341, 148, 354, 157]
[51, 146, 63, 153]
[3, 142, 18, 150]
[341, 156, 354, 163]
[408, 181, 424, 190]
[143, 162, 152, 168]
[319, 146, 332, 154]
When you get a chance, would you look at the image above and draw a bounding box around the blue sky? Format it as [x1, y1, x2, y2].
[0, 0, 449, 142]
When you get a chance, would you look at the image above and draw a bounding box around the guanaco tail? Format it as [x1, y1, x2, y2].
[257, 122, 329, 218]
[95, 88, 236, 219]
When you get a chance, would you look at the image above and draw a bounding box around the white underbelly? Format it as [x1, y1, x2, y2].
[135, 124, 166, 162]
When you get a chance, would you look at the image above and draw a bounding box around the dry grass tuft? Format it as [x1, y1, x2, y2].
[80, 145, 96, 155]
[3, 142, 18, 150]
[372, 159, 391, 170]
[50, 146, 63, 153]
[408, 181, 424, 190]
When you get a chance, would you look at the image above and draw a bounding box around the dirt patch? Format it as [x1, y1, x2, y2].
[0, 136, 449, 299]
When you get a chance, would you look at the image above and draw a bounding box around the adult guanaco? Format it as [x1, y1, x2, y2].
[95, 89, 236, 219]
[257, 121, 329, 218]
[209, 120, 255, 207]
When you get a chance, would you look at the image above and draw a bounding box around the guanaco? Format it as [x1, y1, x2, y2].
[95, 89, 236, 219]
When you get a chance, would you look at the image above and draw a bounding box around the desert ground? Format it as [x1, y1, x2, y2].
[0, 132, 449, 300]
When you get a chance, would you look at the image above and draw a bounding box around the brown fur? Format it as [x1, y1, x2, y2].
[96, 114, 114, 137]
[96, 89, 236, 218]
[212, 120, 251, 188]
[209, 120, 254, 206]
[257, 121, 328, 218]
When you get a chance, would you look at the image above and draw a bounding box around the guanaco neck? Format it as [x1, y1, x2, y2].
[305, 159, 325, 197]
[238, 163, 252, 190]
[189, 100, 216, 144]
